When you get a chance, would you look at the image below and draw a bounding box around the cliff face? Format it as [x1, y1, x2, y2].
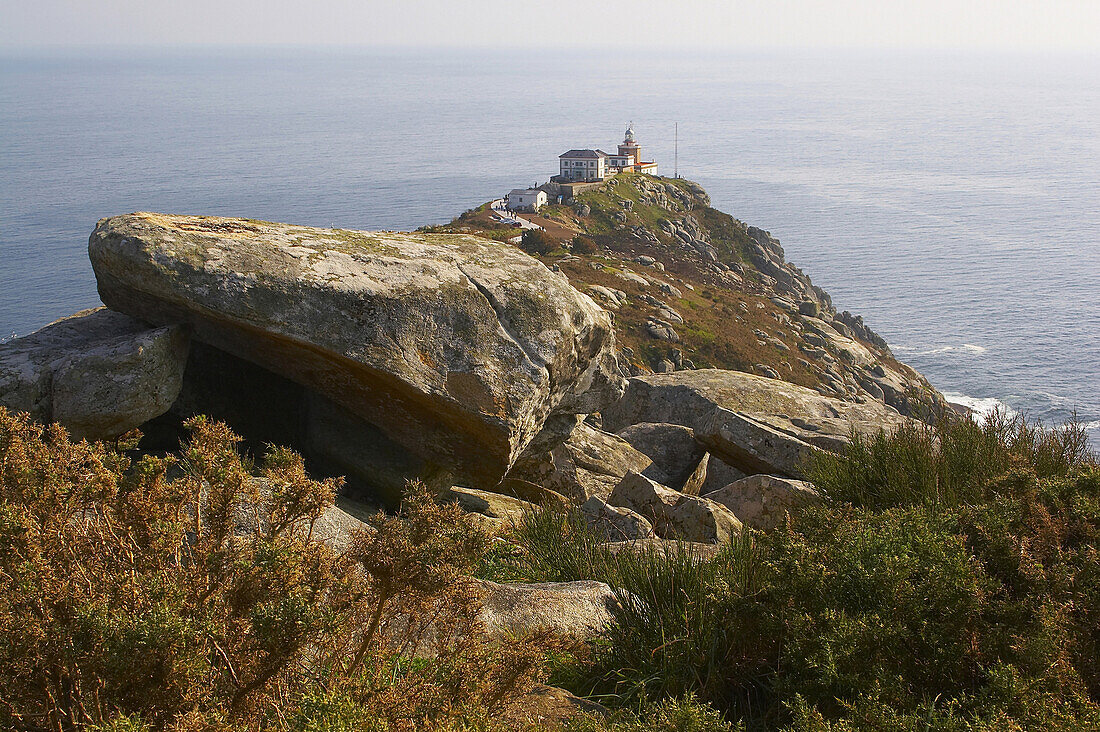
[427, 173, 944, 420]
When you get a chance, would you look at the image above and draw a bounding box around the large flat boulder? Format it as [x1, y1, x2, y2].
[0, 307, 188, 439]
[700, 408, 821, 477]
[602, 369, 913, 477]
[89, 214, 623, 490]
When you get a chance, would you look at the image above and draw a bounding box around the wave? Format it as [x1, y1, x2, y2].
[894, 343, 987, 357]
[941, 391, 1018, 420]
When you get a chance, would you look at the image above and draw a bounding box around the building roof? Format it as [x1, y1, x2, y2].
[508, 189, 545, 197]
[559, 149, 607, 159]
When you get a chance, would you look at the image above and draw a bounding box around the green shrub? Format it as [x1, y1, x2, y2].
[521, 229, 560, 255]
[580, 535, 771, 717]
[497, 418, 1100, 729]
[572, 235, 599, 255]
[805, 411, 1095, 510]
[565, 695, 739, 732]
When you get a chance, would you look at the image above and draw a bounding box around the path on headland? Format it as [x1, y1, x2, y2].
[489, 199, 542, 231]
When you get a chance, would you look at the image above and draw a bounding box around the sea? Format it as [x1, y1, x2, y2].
[2, 49, 1098, 446]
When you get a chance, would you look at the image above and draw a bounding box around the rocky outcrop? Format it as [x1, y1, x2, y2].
[474, 579, 618, 640]
[608, 471, 741, 543]
[508, 421, 659, 502]
[0, 307, 188, 440]
[437, 176, 946, 420]
[88, 214, 623, 492]
[579, 496, 655, 540]
[616, 422, 707, 491]
[602, 369, 913, 477]
[699, 408, 821, 478]
[704, 474, 821, 531]
[445, 486, 535, 533]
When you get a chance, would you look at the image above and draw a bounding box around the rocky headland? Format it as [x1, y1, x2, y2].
[2, 176, 940, 530]
[6, 176, 1099, 731]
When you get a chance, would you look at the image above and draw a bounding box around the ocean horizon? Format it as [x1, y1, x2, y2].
[2, 47, 1098, 444]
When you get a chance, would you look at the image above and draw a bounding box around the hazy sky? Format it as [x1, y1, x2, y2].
[2, 0, 1098, 52]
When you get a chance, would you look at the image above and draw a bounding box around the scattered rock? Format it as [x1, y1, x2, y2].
[602, 369, 913, 478]
[580, 496, 656, 540]
[680, 452, 710, 496]
[704, 474, 821, 530]
[608, 471, 742, 543]
[798, 300, 821, 317]
[236, 477, 374, 553]
[587, 284, 626, 309]
[617, 270, 650, 287]
[616, 422, 707, 491]
[508, 421, 660, 502]
[754, 364, 782, 380]
[698, 453, 748, 495]
[700, 408, 820, 478]
[446, 486, 536, 526]
[656, 306, 683, 324]
[645, 319, 680, 342]
[0, 307, 189, 440]
[654, 358, 676, 373]
[602, 536, 721, 560]
[658, 282, 683, 298]
[474, 579, 618, 641]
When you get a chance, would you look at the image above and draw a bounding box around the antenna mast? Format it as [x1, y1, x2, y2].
[674, 122, 679, 179]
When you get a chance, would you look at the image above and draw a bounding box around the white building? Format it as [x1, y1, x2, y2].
[506, 188, 548, 212]
[558, 124, 658, 181]
[558, 149, 607, 182]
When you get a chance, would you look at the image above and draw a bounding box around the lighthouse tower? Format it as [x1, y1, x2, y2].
[618, 122, 641, 167]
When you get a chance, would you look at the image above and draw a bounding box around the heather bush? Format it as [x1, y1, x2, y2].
[0, 408, 556, 732]
[571, 235, 599, 255]
[492, 416, 1100, 729]
[804, 410, 1095, 509]
[565, 695, 739, 732]
[521, 229, 560, 256]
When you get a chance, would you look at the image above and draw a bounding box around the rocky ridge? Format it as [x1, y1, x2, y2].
[427, 173, 944, 421]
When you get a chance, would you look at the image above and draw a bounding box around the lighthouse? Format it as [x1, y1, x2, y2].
[618, 122, 641, 166]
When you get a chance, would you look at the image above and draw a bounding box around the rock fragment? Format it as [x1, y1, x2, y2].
[0, 307, 188, 439]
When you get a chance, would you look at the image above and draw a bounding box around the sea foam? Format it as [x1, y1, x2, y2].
[941, 392, 1018, 420]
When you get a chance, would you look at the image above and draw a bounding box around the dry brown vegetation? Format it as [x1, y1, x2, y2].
[0, 408, 562, 732]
